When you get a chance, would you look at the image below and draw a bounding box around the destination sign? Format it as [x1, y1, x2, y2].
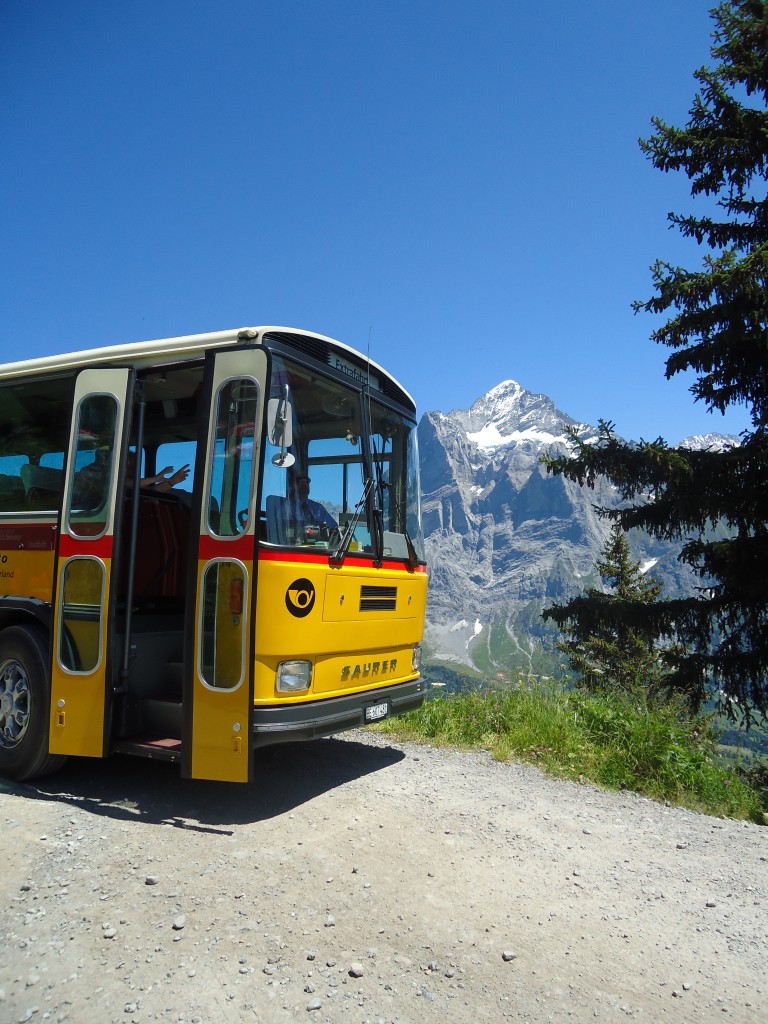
[330, 354, 380, 391]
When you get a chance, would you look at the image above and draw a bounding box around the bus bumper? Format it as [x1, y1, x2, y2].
[251, 678, 425, 748]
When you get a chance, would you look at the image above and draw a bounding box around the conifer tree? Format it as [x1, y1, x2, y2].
[544, 0, 768, 722]
[546, 526, 668, 696]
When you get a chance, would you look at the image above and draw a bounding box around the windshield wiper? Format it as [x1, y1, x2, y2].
[391, 487, 420, 570]
[330, 477, 373, 567]
[368, 433, 388, 567]
[403, 525, 419, 570]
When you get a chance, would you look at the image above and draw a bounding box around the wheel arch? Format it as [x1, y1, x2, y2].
[0, 609, 65, 781]
[0, 597, 52, 638]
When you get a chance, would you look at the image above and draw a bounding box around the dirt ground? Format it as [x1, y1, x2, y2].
[1, 731, 766, 1024]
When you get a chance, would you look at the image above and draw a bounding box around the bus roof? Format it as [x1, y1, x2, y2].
[0, 325, 416, 409]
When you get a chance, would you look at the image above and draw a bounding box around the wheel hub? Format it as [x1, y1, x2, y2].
[0, 660, 30, 747]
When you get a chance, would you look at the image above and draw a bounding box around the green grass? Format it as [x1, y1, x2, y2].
[375, 683, 766, 822]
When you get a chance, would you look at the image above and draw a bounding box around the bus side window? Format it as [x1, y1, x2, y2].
[0, 376, 73, 513]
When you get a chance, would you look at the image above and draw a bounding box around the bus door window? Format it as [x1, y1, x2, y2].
[67, 394, 119, 537]
[58, 557, 106, 673]
[199, 559, 246, 690]
[208, 378, 259, 538]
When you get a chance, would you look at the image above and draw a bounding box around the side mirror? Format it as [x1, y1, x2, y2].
[268, 390, 295, 468]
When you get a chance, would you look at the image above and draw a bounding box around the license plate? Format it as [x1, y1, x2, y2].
[364, 700, 390, 723]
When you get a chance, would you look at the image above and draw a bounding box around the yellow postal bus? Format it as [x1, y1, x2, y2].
[0, 327, 427, 782]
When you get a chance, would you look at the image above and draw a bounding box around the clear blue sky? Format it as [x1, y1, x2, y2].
[0, 1, 751, 443]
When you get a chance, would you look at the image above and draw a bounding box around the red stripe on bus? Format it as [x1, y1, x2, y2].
[257, 548, 426, 572]
[197, 534, 255, 562]
[58, 533, 114, 559]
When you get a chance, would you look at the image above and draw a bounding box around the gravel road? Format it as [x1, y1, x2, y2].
[1, 732, 765, 1024]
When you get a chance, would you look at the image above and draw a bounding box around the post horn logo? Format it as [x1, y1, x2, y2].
[285, 578, 316, 618]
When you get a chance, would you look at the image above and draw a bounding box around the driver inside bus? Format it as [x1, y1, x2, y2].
[287, 473, 337, 536]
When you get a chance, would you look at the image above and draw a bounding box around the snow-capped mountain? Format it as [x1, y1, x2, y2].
[453, 380, 589, 452]
[419, 380, 719, 674]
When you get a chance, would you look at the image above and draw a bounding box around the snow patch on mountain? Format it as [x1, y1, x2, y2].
[467, 423, 569, 451]
[679, 433, 741, 451]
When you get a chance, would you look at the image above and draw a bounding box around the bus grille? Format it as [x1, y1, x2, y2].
[360, 585, 397, 612]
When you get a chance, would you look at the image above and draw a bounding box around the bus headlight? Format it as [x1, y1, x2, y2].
[412, 644, 422, 673]
[277, 660, 312, 693]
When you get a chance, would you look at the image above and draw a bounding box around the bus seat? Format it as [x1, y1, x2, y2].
[20, 464, 64, 508]
[121, 494, 191, 603]
[20, 464, 65, 494]
[0, 473, 25, 511]
[266, 494, 287, 544]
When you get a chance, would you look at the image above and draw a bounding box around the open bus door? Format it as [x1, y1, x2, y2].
[183, 347, 267, 781]
[49, 367, 134, 759]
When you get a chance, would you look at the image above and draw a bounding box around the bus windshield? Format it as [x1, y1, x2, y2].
[261, 355, 424, 562]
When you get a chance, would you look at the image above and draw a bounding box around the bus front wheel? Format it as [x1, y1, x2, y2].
[0, 625, 65, 782]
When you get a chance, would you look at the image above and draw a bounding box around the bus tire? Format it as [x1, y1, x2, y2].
[0, 624, 66, 782]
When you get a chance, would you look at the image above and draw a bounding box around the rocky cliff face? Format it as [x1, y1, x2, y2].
[419, 381, 708, 672]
